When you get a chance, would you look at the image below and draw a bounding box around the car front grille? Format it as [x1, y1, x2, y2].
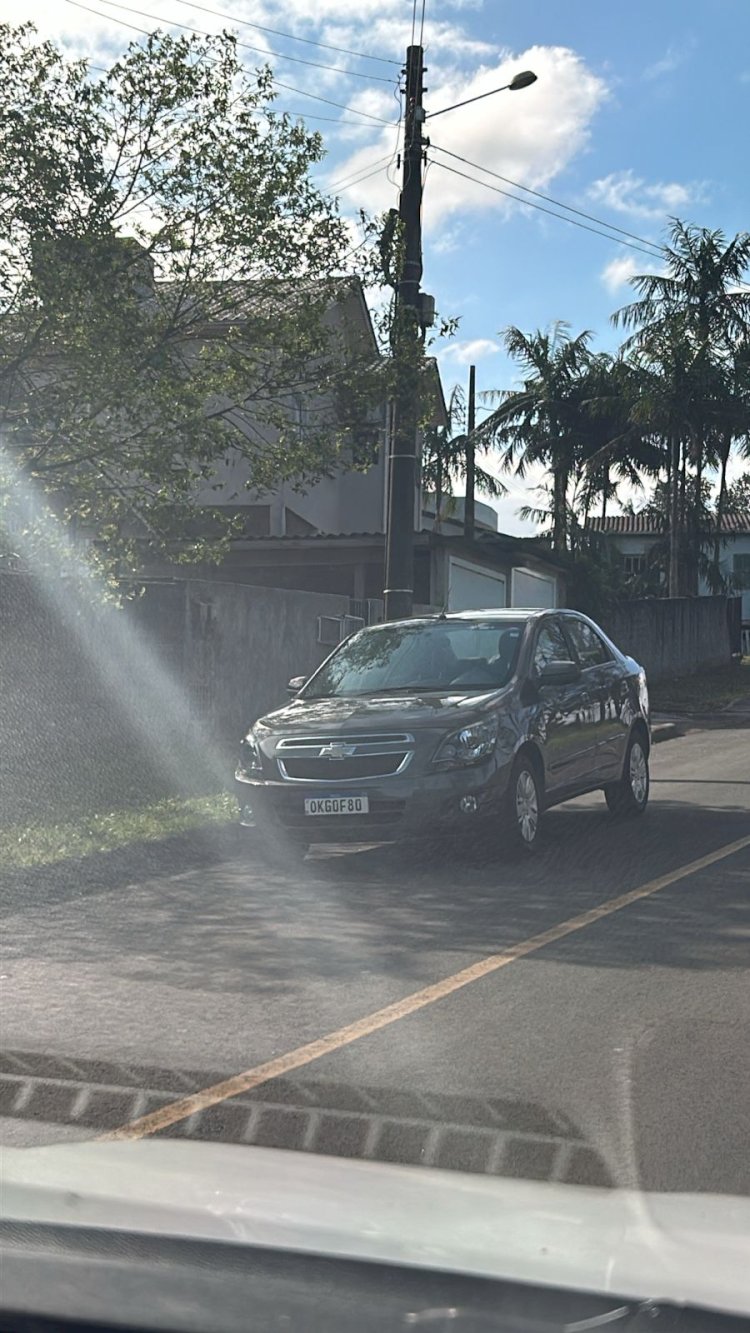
[276, 733, 414, 783]
[281, 754, 406, 780]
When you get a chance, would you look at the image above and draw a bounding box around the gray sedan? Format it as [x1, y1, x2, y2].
[236, 608, 651, 857]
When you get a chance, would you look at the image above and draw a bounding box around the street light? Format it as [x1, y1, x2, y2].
[427, 70, 537, 120]
[383, 52, 537, 621]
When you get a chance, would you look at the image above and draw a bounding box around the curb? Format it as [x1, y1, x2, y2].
[651, 722, 684, 744]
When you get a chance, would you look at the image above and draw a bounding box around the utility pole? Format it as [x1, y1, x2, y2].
[384, 44, 424, 622]
[464, 363, 476, 541]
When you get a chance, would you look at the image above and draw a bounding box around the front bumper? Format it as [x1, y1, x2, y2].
[235, 758, 513, 843]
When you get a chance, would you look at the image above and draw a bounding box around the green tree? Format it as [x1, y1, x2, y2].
[479, 323, 594, 551]
[579, 352, 662, 524]
[422, 384, 505, 530]
[614, 220, 750, 594]
[0, 23, 383, 576]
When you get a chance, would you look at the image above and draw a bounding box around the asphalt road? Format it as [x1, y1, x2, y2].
[2, 723, 749, 1197]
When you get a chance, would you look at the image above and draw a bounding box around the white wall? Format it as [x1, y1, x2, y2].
[511, 566, 558, 609]
[700, 533, 750, 621]
[447, 557, 507, 611]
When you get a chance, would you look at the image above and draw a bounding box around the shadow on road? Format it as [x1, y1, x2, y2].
[3, 796, 749, 992]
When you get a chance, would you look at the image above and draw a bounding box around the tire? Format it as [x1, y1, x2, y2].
[605, 731, 650, 817]
[503, 754, 543, 855]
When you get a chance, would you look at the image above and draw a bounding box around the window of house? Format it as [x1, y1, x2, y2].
[533, 621, 574, 673]
[623, 553, 646, 576]
[565, 618, 611, 668]
[733, 553, 750, 589]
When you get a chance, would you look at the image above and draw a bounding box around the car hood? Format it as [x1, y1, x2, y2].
[2, 1141, 749, 1318]
[258, 689, 505, 734]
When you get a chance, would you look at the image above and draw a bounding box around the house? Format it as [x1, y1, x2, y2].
[171, 526, 567, 626]
[588, 513, 750, 647]
[144, 276, 567, 617]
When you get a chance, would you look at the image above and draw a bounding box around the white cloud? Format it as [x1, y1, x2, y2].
[642, 39, 695, 82]
[11, 9, 607, 272]
[588, 169, 709, 221]
[328, 45, 608, 227]
[441, 337, 500, 364]
[600, 253, 664, 294]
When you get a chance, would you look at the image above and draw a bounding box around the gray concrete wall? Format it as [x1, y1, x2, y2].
[176, 579, 349, 741]
[0, 575, 348, 825]
[602, 596, 735, 681]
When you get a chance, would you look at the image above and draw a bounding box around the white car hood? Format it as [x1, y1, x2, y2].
[3, 1141, 750, 1318]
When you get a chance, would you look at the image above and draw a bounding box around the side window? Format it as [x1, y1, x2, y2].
[533, 621, 574, 673]
[566, 619, 610, 668]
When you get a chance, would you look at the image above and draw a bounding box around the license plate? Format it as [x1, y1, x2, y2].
[304, 794, 369, 817]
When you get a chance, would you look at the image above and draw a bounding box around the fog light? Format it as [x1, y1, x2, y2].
[459, 795, 478, 814]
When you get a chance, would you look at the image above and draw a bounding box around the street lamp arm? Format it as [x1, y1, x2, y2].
[427, 70, 537, 120]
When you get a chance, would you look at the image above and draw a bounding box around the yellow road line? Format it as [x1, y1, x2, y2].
[102, 832, 750, 1142]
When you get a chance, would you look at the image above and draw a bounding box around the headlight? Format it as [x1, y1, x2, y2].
[433, 718, 498, 770]
[237, 731, 262, 779]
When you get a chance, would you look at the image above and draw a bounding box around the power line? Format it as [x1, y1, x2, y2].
[64, 0, 399, 126]
[429, 144, 665, 257]
[91, 0, 395, 82]
[328, 154, 393, 192]
[418, 0, 427, 48]
[332, 161, 391, 196]
[271, 81, 396, 126]
[428, 159, 667, 260]
[171, 0, 399, 65]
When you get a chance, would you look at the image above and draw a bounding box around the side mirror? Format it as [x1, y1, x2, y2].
[287, 676, 307, 696]
[538, 660, 581, 687]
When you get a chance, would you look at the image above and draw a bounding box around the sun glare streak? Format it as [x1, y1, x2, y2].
[0, 439, 229, 800]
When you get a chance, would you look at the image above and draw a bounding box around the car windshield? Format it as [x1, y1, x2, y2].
[303, 620, 526, 697]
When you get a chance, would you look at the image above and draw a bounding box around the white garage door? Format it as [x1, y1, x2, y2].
[511, 566, 557, 609]
[448, 557, 507, 611]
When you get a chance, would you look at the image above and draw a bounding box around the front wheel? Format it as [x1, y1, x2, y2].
[605, 733, 650, 817]
[503, 755, 543, 855]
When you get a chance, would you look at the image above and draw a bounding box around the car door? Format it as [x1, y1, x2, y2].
[530, 618, 591, 793]
[562, 616, 625, 781]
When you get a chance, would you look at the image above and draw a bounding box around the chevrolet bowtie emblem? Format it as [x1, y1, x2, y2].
[318, 742, 357, 760]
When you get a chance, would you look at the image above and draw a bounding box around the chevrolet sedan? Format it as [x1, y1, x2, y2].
[236, 608, 651, 857]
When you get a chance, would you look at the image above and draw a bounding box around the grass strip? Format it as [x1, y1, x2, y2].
[0, 792, 235, 869]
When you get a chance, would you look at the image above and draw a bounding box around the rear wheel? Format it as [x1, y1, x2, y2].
[503, 754, 543, 855]
[605, 732, 650, 817]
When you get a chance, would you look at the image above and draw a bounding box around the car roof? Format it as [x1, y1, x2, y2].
[381, 608, 549, 629]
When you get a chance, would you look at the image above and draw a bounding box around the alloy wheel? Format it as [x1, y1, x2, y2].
[629, 741, 648, 806]
[515, 768, 539, 845]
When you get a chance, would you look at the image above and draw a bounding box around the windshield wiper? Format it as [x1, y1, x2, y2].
[356, 685, 451, 695]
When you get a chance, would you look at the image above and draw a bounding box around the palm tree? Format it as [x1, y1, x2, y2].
[421, 384, 505, 531]
[712, 338, 750, 575]
[614, 220, 750, 593]
[614, 220, 750, 349]
[624, 318, 710, 595]
[479, 323, 593, 551]
[579, 352, 662, 524]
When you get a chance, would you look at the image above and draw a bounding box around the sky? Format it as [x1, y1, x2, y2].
[6, 0, 750, 532]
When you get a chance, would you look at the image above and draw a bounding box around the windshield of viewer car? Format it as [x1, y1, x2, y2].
[304, 620, 526, 697]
